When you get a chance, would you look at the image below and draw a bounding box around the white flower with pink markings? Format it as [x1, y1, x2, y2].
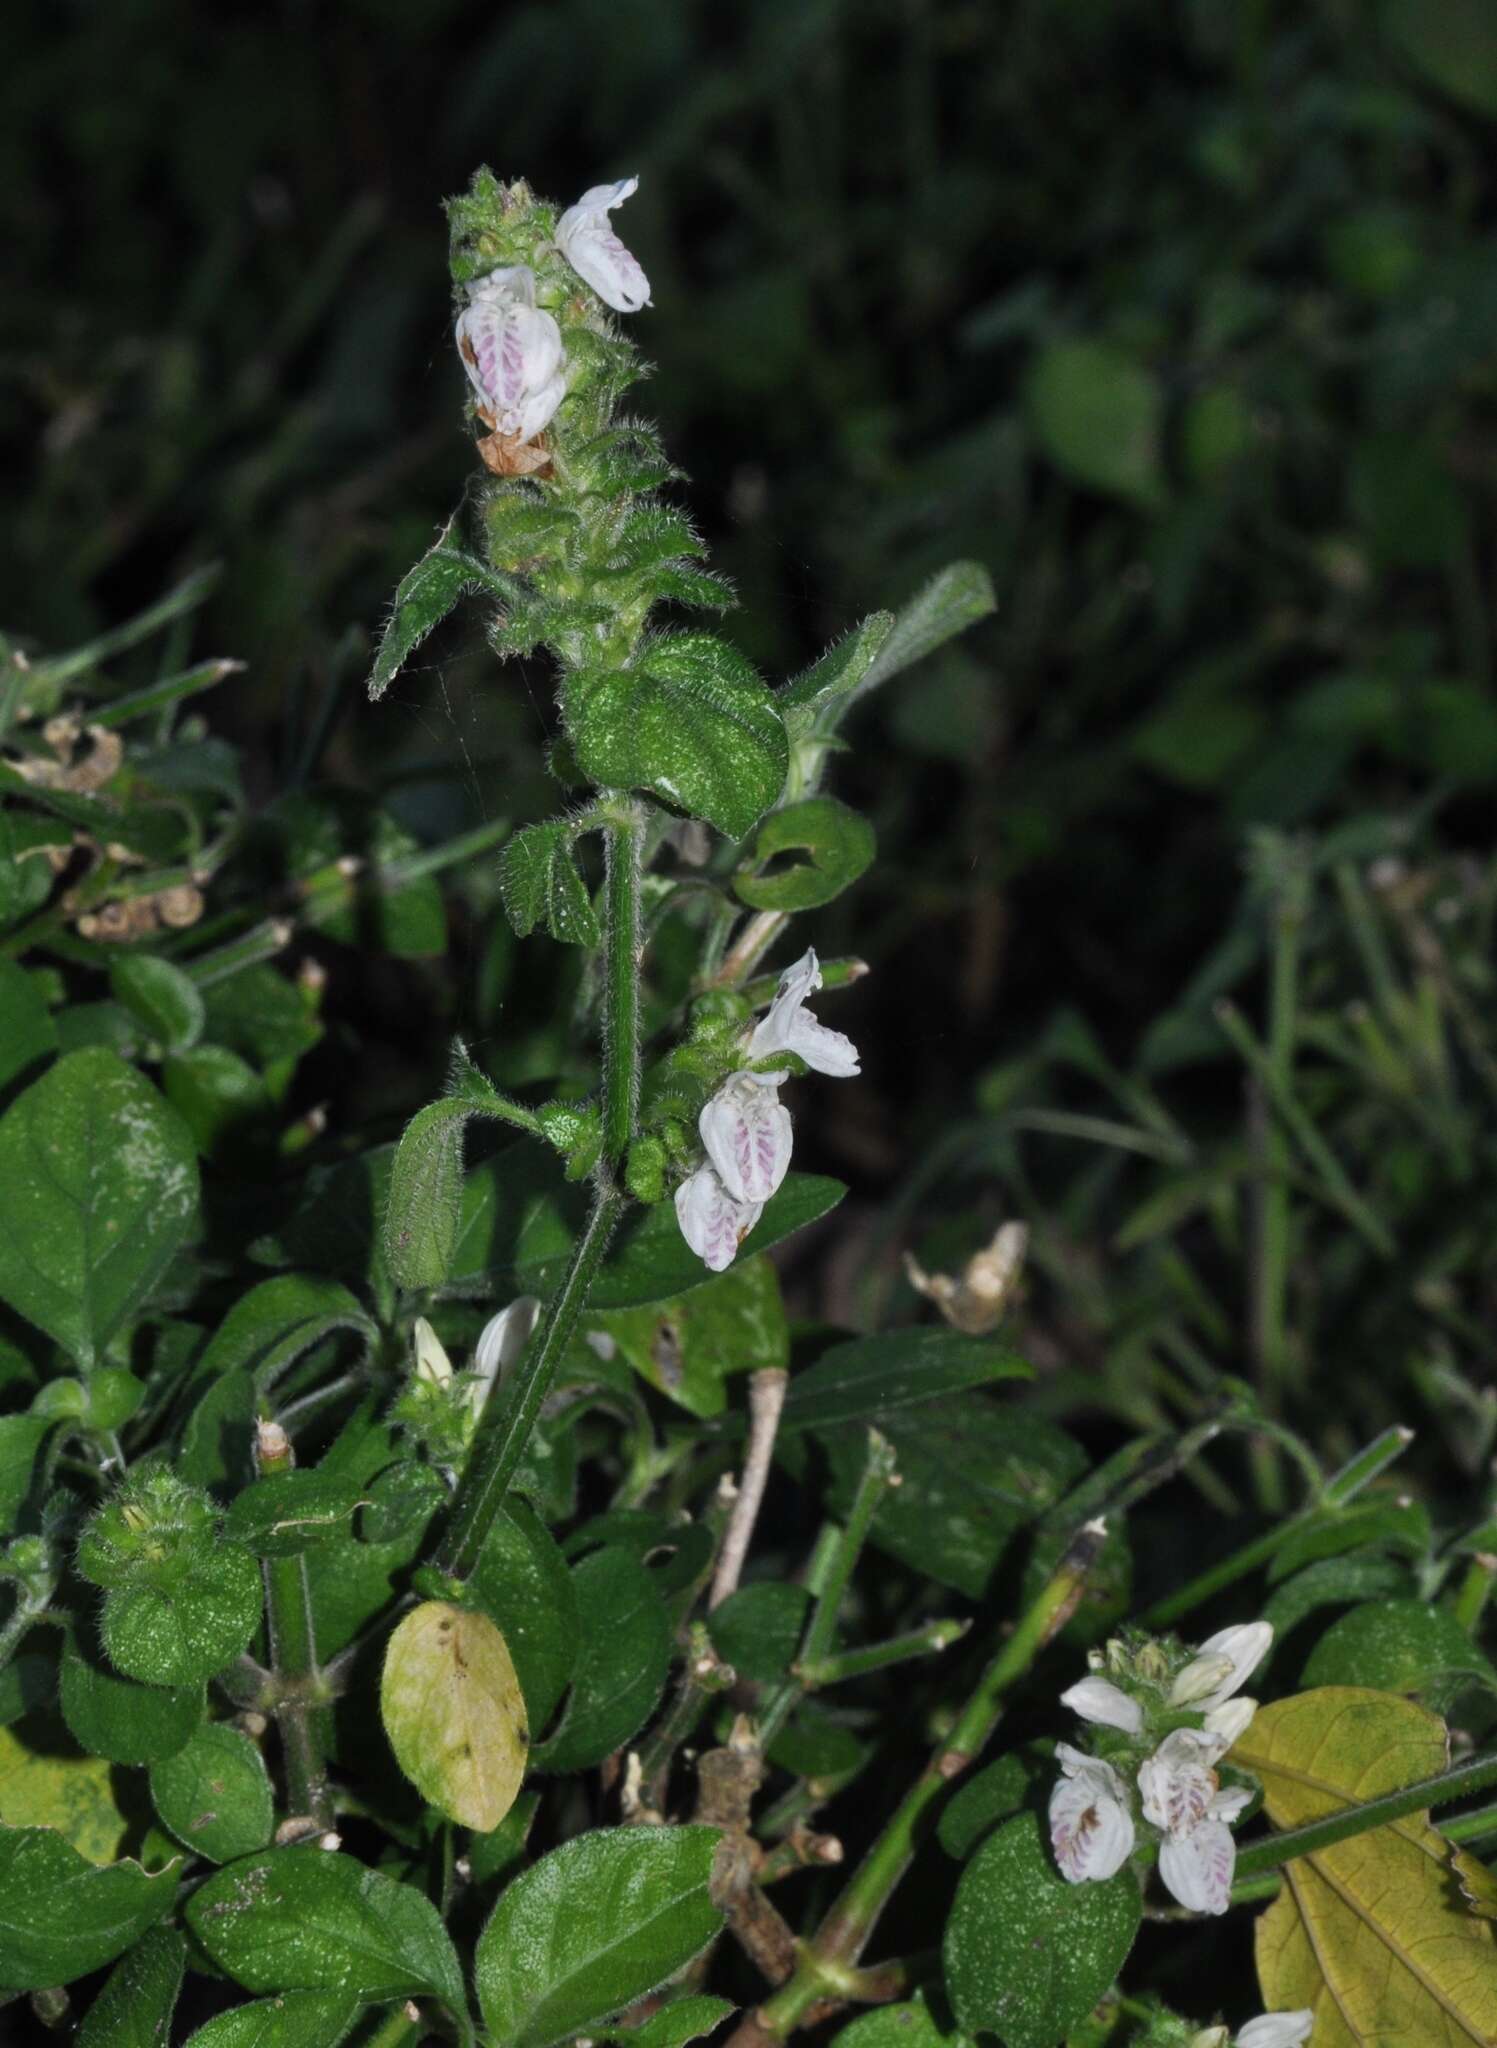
[455, 265, 566, 445]
[677, 949, 858, 1272]
[1048, 1743, 1135, 1882]
[556, 178, 651, 313]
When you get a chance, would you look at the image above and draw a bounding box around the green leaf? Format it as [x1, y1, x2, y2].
[224, 1470, 364, 1557]
[182, 1992, 362, 2048]
[59, 1632, 204, 1765]
[775, 1329, 1031, 1436]
[475, 1824, 724, 2048]
[0, 1717, 137, 1865]
[469, 1499, 580, 1732]
[0, 1049, 199, 1368]
[186, 1848, 466, 2007]
[562, 634, 788, 837]
[0, 1826, 180, 1991]
[942, 1812, 1142, 2048]
[831, 1993, 975, 2048]
[76, 1925, 186, 2047]
[102, 1541, 262, 1686]
[0, 1413, 49, 1537]
[383, 1101, 482, 1295]
[1301, 1598, 1497, 1701]
[149, 1723, 274, 1863]
[587, 1256, 788, 1417]
[457, 1142, 845, 1310]
[381, 1601, 529, 1831]
[734, 797, 875, 912]
[193, 1275, 376, 1394]
[178, 1369, 258, 1496]
[162, 1045, 270, 1160]
[708, 1583, 810, 1684]
[780, 613, 896, 719]
[499, 820, 602, 948]
[0, 960, 58, 1092]
[820, 1402, 1084, 1598]
[851, 564, 998, 707]
[368, 515, 508, 699]
[937, 1751, 1047, 1860]
[611, 1994, 736, 2048]
[533, 1546, 671, 1773]
[1262, 1556, 1412, 1645]
[110, 954, 205, 1053]
[1026, 338, 1165, 508]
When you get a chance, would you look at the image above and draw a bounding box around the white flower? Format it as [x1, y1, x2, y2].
[413, 1317, 453, 1387]
[1235, 2015, 1313, 2048]
[699, 1072, 794, 1205]
[1060, 1675, 1143, 1735]
[556, 178, 651, 313]
[1049, 1742, 1135, 1883]
[455, 266, 566, 444]
[469, 1297, 541, 1414]
[1202, 1695, 1257, 1751]
[1177, 1621, 1272, 1711]
[1138, 1729, 1222, 1834]
[675, 1164, 763, 1273]
[747, 948, 860, 1077]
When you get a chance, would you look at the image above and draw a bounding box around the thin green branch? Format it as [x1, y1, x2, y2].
[1233, 1749, 1497, 1880]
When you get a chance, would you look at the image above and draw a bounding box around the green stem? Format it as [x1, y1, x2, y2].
[257, 1428, 332, 1827]
[758, 1434, 897, 1751]
[1227, 1795, 1497, 1912]
[751, 1522, 1108, 2043]
[1141, 1522, 1298, 1629]
[798, 1618, 969, 1690]
[602, 803, 644, 1165]
[1233, 1750, 1497, 1880]
[1321, 1423, 1415, 1507]
[436, 1185, 622, 1582]
[0, 1592, 46, 1677]
[1453, 1553, 1497, 1635]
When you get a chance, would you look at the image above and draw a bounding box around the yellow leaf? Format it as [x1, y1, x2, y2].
[0, 1721, 133, 1866]
[1236, 1686, 1497, 2047]
[380, 1600, 528, 1832]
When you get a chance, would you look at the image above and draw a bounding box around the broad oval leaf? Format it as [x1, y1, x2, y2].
[224, 1470, 364, 1557]
[533, 1546, 671, 1773]
[186, 1847, 465, 2007]
[193, 1275, 376, 1393]
[469, 1500, 580, 1732]
[102, 1542, 262, 1687]
[149, 1723, 275, 1863]
[59, 1632, 204, 1765]
[182, 1991, 362, 2047]
[0, 1718, 137, 1865]
[775, 1328, 1032, 1437]
[0, 1049, 199, 1368]
[77, 1926, 186, 2048]
[0, 1826, 180, 1991]
[1026, 339, 1164, 508]
[381, 1601, 529, 1831]
[1300, 1598, 1497, 1702]
[562, 634, 788, 838]
[832, 1993, 975, 2048]
[475, 1824, 724, 2048]
[1237, 1687, 1497, 2046]
[942, 1811, 1142, 2048]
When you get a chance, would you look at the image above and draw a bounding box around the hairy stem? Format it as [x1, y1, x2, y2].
[1232, 1748, 1497, 1881]
[602, 803, 644, 1165]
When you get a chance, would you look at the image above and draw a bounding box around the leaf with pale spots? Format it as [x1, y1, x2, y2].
[0, 1049, 199, 1368]
[380, 1600, 529, 1831]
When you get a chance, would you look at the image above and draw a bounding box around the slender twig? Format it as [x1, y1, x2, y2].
[1231, 1750, 1497, 1881]
[797, 1617, 969, 1689]
[711, 1369, 789, 1611]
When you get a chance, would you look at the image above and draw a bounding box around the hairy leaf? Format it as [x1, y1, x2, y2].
[381, 1601, 529, 1831]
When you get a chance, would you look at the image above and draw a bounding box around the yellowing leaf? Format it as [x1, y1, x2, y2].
[1236, 1686, 1497, 2046]
[0, 1721, 133, 1866]
[381, 1600, 528, 1831]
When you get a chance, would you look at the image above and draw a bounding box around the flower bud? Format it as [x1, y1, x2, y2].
[76, 1468, 217, 1590]
[1170, 1651, 1236, 1705]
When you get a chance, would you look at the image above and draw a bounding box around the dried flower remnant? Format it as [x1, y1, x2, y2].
[905, 1220, 1029, 1335]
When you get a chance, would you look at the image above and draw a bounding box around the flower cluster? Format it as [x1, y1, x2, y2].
[1137, 2010, 1313, 2048]
[675, 948, 859, 1272]
[1048, 1619, 1272, 1915]
[395, 1298, 540, 1472]
[455, 176, 649, 449]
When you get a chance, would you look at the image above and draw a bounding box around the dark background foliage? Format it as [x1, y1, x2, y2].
[6, 0, 1497, 1450]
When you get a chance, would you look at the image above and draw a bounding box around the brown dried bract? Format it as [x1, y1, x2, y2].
[470, 396, 553, 479]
